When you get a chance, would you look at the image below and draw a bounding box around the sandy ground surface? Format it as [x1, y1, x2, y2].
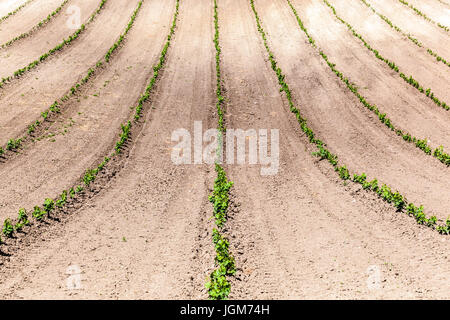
[0, 0, 448, 300]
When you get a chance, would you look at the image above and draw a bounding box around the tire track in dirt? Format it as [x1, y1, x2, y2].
[0, 0, 69, 47]
[221, 0, 449, 299]
[257, 0, 450, 221]
[369, 0, 450, 58]
[0, 0, 139, 143]
[326, 0, 450, 105]
[284, 0, 450, 152]
[0, 0, 216, 300]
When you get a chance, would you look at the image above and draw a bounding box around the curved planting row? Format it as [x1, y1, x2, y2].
[323, 0, 449, 111]
[285, 0, 449, 167]
[0, 0, 108, 89]
[360, 0, 449, 68]
[0, 0, 142, 161]
[0, 0, 180, 250]
[205, 0, 236, 301]
[398, 0, 449, 32]
[1, 0, 70, 49]
[0, 0, 33, 24]
[0, 0, 159, 245]
[250, 0, 450, 234]
[133, 0, 179, 121]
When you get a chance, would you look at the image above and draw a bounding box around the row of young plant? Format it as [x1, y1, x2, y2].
[0, 0, 33, 23]
[322, 0, 449, 111]
[105, 1, 142, 62]
[285, 0, 450, 167]
[0, 65, 98, 156]
[133, 0, 179, 121]
[359, 0, 449, 68]
[205, 0, 236, 301]
[0, 0, 182, 245]
[1, 0, 70, 49]
[398, 0, 449, 32]
[250, 0, 450, 234]
[0, 0, 108, 89]
[0, 1, 141, 239]
[1, 155, 110, 243]
[0, 0, 141, 159]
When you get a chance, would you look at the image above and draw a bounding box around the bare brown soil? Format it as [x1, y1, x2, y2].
[0, 0, 448, 300]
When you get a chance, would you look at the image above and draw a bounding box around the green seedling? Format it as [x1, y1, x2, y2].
[2, 219, 14, 237]
[15, 208, 30, 231]
[32, 206, 44, 220]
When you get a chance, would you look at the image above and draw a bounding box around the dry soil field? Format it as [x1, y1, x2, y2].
[0, 0, 448, 300]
